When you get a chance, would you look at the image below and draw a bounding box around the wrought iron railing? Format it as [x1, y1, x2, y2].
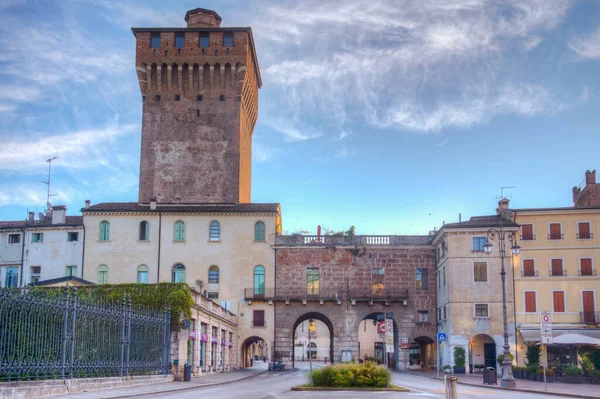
[520, 234, 536, 241]
[244, 288, 275, 301]
[578, 269, 597, 276]
[548, 233, 564, 240]
[577, 233, 593, 239]
[580, 311, 600, 324]
[521, 270, 539, 277]
[275, 289, 344, 302]
[549, 269, 567, 276]
[0, 288, 170, 381]
[349, 288, 409, 301]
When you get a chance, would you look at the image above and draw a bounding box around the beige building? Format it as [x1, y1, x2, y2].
[512, 170, 600, 369]
[433, 202, 518, 372]
[82, 201, 281, 372]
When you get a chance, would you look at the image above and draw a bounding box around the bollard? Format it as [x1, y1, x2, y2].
[445, 376, 458, 399]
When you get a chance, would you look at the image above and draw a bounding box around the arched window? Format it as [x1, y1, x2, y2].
[254, 221, 265, 242]
[139, 221, 150, 241]
[98, 265, 108, 284]
[172, 264, 186, 283]
[174, 221, 185, 241]
[209, 221, 220, 241]
[254, 265, 265, 295]
[99, 221, 110, 241]
[137, 265, 149, 283]
[208, 265, 219, 284]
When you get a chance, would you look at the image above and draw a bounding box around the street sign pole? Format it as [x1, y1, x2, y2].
[436, 340, 440, 379]
[540, 311, 552, 392]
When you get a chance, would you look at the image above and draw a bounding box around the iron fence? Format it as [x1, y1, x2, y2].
[0, 287, 170, 381]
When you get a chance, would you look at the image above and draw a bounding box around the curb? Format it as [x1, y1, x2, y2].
[102, 370, 269, 399]
[411, 372, 599, 399]
[292, 385, 407, 392]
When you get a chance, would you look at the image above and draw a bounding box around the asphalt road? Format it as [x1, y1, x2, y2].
[139, 365, 570, 399]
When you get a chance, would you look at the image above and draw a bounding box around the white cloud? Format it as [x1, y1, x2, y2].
[334, 147, 355, 159]
[254, 144, 278, 162]
[0, 86, 42, 102]
[0, 122, 139, 173]
[253, 0, 573, 134]
[266, 120, 323, 142]
[569, 26, 600, 60]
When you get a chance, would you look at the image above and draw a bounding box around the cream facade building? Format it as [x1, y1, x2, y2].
[433, 203, 518, 373]
[82, 201, 281, 372]
[511, 170, 600, 369]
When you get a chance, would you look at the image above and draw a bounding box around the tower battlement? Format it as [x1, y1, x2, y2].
[132, 9, 260, 204]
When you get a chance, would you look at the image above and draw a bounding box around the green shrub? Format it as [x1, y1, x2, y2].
[563, 365, 583, 376]
[526, 364, 539, 373]
[544, 368, 555, 376]
[525, 345, 540, 368]
[591, 350, 600, 370]
[589, 369, 600, 378]
[497, 353, 515, 364]
[310, 362, 387, 387]
[454, 347, 466, 367]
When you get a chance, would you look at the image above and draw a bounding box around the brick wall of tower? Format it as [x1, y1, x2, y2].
[134, 29, 258, 204]
[573, 170, 600, 208]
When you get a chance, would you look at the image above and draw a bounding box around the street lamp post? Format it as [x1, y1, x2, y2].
[483, 218, 520, 388]
[308, 319, 314, 387]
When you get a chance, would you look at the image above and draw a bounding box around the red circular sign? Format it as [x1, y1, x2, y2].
[377, 321, 385, 334]
[543, 315, 549, 322]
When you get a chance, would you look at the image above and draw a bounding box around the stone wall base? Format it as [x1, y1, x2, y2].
[0, 374, 173, 399]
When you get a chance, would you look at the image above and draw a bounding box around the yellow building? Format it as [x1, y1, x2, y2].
[512, 170, 600, 369]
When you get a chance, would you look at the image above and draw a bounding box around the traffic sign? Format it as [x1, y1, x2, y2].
[377, 321, 386, 334]
[540, 311, 553, 344]
[437, 333, 447, 342]
[386, 344, 394, 353]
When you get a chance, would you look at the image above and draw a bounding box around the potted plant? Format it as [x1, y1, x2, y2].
[563, 365, 583, 383]
[442, 364, 452, 374]
[513, 366, 521, 379]
[544, 368, 555, 383]
[527, 365, 538, 381]
[589, 369, 600, 384]
[453, 347, 466, 374]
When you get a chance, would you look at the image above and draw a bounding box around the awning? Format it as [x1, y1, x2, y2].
[519, 329, 600, 343]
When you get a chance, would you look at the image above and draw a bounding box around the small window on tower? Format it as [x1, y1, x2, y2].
[219, 95, 225, 101]
[175, 95, 181, 101]
[151, 32, 161, 48]
[155, 95, 161, 101]
[175, 32, 185, 48]
[223, 32, 234, 47]
[200, 32, 210, 48]
[196, 110, 200, 117]
[164, 50, 168, 56]
[197, 95, 203, 101]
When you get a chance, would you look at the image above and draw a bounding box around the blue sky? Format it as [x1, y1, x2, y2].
[0, 0, 599, 235]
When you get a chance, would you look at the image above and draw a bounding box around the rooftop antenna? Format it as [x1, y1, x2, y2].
[39, 156, 58, 213]
[494, 186, 515, 202]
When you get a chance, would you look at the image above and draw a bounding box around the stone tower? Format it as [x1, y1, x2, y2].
[132, 8, 261, 204]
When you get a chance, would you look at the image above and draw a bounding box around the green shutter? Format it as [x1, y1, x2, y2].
[145, 222, 150, 240]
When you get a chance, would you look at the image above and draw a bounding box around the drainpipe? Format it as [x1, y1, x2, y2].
[20, 228, 26, 287]
[273, 241, 277, 363]
[81, 224, 86, 279]
[157, 212, 162, 283]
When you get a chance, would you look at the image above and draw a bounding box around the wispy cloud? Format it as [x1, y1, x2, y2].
[0, 122, 139, 173]
[266, 120, 323, 142]
[569, 25, 600, 60]
[0, 86, 42, 102]
[253, 0, 573, 134]
[254, 144, 278, 162]
[334, 146, 355, 159]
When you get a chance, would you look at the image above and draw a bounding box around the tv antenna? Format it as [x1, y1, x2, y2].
[39, 156, 58, 213]
[494, 186, 515, 202]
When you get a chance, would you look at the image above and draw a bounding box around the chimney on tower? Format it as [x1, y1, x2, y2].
[573, 169, 599, 207]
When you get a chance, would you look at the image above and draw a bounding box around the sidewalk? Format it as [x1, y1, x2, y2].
[411, 369, 600, 399]
[47, 369, 267, 399]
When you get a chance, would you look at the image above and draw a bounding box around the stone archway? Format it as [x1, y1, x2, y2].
[241, 336, 267, 368]
[358, 312, 400, 369]
[291, 312, 334, 368]
[469, 334, 496, 371]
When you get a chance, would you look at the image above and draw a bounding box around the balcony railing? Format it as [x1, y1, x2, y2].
[244, 288, 275, 301]
[520, 235, 536, 241]
[549, 269, 567, 277]
[349, 288, 409, 302]
[578, 269, 597, 276]
[275, 234, 432, 247]
[580, 312, 600, 324]
[548, 233, 564, 240]
[521, 270, 539, 277]
[577, 233, 593, 239]
[276, 289, 345, 302]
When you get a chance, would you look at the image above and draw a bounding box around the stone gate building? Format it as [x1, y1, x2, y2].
[271, 234, 437, 370]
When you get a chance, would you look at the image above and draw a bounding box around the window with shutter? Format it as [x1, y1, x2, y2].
[523, 260, 535, 277]
[253, 310, 265, 327]
[578, 222, 591, 239]
[583, 291, 596, 323]
[254, 222, 265, 241]
[553, 291, 565, 312]
[174, 221, 185, 241]
[474, 262, 487, 282]
[521, 224, 534, 240]
[549, 223, 562, 240]
[580, 258, 593, 276]
[99, 221, 110, 241]
[551, 259, 563, 276]
[98, 265, 108, 284]
[525, 291, 536, 312]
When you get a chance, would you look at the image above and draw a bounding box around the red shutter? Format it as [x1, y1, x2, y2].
[253, 310, 265, 327]
[553, 291, 565, 312]
[550, 223, 561, 239]
[583, 291, 596, 323]
[551, 259, 563, 276]
[522, 225, 533, 240]
[523, 260, 535, 277]
[581, 258, 593, 276]
[525, 292, 536, 312]
[579, 223, 591, 239]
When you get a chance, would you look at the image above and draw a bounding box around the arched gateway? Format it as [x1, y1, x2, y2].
[292, 312, 334, 367]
